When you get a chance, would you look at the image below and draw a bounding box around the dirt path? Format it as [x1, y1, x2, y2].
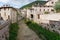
[17, 20, 41, 40]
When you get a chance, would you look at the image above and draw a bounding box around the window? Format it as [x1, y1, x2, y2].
[51, 9, 54, 11]
[44, 9, 45, 11]
[31, 14, 33, 18]
[38, 14, 40, 19]
[30, 9, 34, 13]
[51, 2, 54, 4]
[48, 6, 49, 7]
[40, 6, 41, 7]
[40, 9, 41, 11]
[48, 9, 49, 11]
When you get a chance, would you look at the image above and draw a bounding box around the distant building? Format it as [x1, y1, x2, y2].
[20, 0, 58, 23]
[46, 0, 58, 6]
[0, 5, 17, 23]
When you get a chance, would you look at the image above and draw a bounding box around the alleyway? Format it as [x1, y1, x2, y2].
[17, 20, 41, 40]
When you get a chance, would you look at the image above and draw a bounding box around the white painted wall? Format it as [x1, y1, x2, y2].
[0, 8, 17, 23]
[11, 9, 17, 23]
[32, 6, 54, 14]
[0, 8, 11, 21]
[40, 13, 60, 23]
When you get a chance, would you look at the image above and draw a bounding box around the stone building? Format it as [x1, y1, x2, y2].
[46, 0, 58, 6]
[20, 0, 58, 23]
[0, 5, 17, 23]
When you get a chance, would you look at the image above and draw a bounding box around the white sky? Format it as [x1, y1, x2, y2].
[0, 0, 48, 8]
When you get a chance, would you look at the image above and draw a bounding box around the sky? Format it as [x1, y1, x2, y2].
[0, 0, 47, 8]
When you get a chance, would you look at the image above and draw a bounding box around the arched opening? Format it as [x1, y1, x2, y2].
[31, 14, 33, 18]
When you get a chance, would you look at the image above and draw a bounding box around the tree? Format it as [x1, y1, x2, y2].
[54, 0, 60, 12]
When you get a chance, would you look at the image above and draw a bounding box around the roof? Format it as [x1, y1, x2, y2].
[20, 1, 48, 9]
[0, 6, 17, 11]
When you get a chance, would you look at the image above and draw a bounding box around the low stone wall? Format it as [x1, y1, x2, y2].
[0, 20, 10, 40]
[40, 20, 60, 34]
[40, 13, 60, 23]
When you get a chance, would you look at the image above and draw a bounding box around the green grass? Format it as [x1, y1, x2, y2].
[26, 21, 60, 40]
[9, 23, 19, 40]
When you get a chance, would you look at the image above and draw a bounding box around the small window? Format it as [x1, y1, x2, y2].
[40, 9, 41, 11]
[48, 6, 49, 7]
[31, 14, 33, 18]
[48, 9, 49, 11]
[51, 9, 54, 11]
[38, 14, 40, 19]
[44, 9, 45, 11]
[40, 6, 41, 7]
[51, 2, 54, 4]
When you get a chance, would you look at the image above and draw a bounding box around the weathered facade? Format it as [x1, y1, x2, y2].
[0, 5, 17, 23]
[20, 0, 58, 24]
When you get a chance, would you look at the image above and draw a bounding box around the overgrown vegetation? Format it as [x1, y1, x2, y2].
[26, 21, 60, 40]
[9, 23, 19, 40]
[44, 11, 49, 14]
[54, 0, 60, 12]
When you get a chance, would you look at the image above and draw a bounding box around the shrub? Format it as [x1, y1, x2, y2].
[44, 11, 49, 14]
[9, 23, 19, 40]
[54, 0, 60, 13]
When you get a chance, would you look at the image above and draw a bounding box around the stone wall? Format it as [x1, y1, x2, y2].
[40, 20, 60, 34]
[0, 20, 10, 40]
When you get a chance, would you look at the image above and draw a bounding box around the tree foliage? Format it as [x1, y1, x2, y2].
[9, 23, 19, 40]
[54, 0, 60, 12]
